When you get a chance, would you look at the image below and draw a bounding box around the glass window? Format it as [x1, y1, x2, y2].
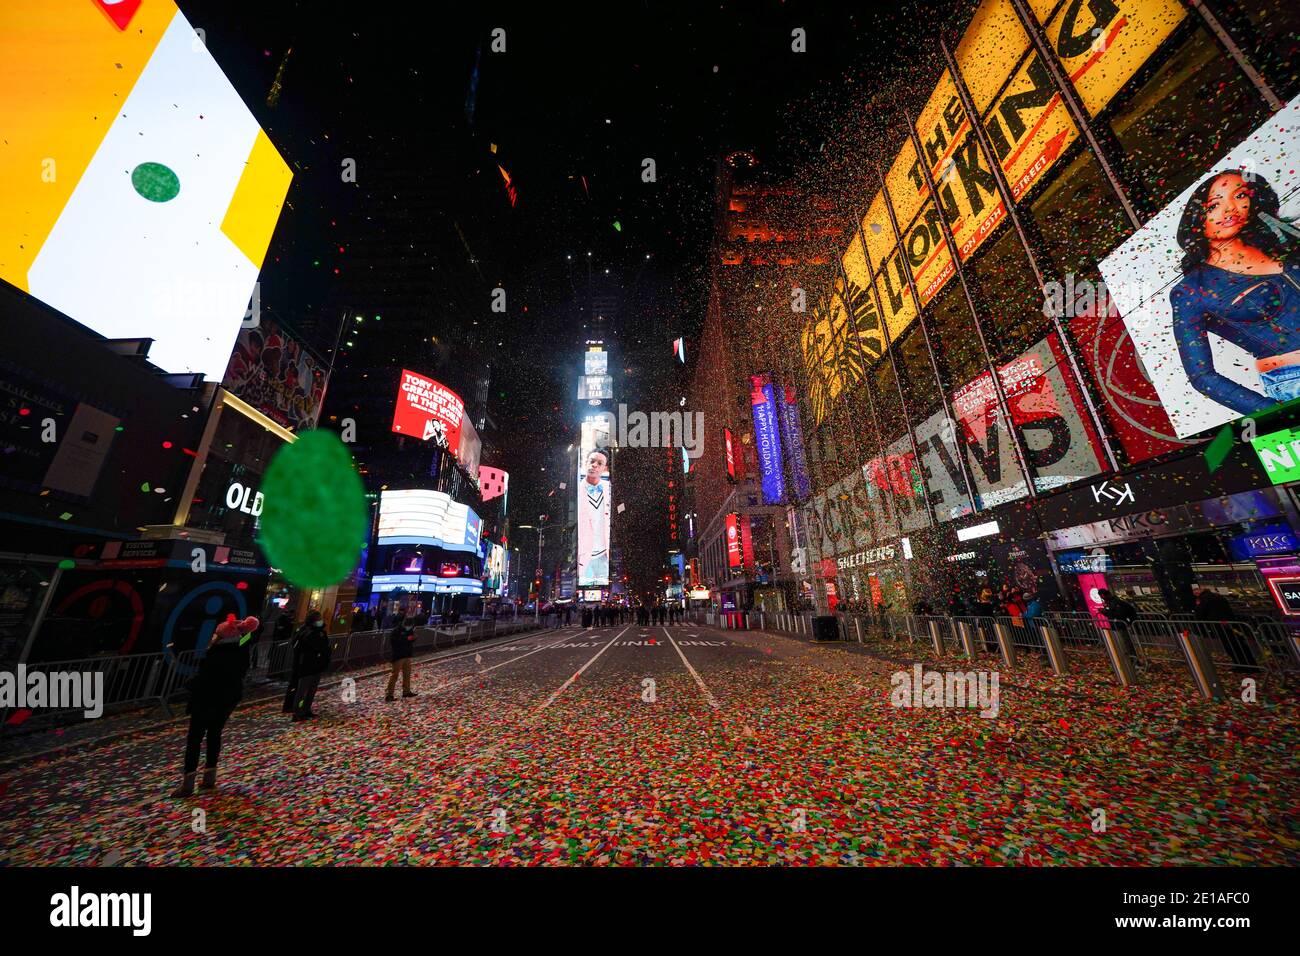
[926, 283, 989, 390]
[1208, 0, 1300, 101]
[964, 228, 1049, 362]
[1103, 22, 1274, 215]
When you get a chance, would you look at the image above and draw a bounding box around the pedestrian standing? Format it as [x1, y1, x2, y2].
[1098, 588, 1141, 661]
[1193, 586, 1257, 671]
[386, 614, 418, 701]
[282, 611, 320, 713]
[170, 615, 259, 797]
[292, 613, 331, 721]
[973, 588, 999, 652]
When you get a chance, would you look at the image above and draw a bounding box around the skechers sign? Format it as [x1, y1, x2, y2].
[1251, 428, 1300, 485]
[750, 373, 786, 505]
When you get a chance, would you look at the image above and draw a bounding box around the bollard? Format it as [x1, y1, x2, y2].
[1175, 628, 1225, 701]
[928, 619, 945, 656]
[1037, 622, 1067, 674]
[957, 621, 979, 659]
[994, 622, 1017, 668]
[1099, 627, 1139, 687]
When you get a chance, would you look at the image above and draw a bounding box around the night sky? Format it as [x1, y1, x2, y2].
[174, 0, 958, 589]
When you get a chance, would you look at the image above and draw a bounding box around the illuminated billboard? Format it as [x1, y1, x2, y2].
[376, 489, 482, 553]
[584, 348, 608, 375]
[222, 318, 326, 433]
[778, 385, 812, 501]
[750, 373, 786, 505]
[725, 513, 743, 569]
[1100, 96, 1300, 440]
[577, 375, 613, 401]
[0, 0, 293, 379]
[577, 446, 611, 587]
[392, 369, 465, 452]
[803, 0, 1187, 415]
[723, 428, 737, 482]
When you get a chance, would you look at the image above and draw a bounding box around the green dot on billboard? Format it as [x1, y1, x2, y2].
[257, 429, 367, 588]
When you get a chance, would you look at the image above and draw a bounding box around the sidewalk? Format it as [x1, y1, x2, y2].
[0, 623, 548, 772]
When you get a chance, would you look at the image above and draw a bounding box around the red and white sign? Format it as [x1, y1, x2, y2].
[392, 369, 464, 452]
[723, 428, 737, 482]
[725, 513, 742, 568]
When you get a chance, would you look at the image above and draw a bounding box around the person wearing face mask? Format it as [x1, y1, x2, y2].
[170, 615, 259, 797]
[1171, 169, 1300, 413]
[291, 610, 331, 722]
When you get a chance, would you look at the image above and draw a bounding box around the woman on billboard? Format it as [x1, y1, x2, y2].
[1172, 169, 1300, 414]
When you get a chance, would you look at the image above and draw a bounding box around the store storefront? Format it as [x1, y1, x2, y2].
[1044, 479, 1299, 621]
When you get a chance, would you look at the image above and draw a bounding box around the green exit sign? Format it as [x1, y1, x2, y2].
[1251, 427, 1300, 484]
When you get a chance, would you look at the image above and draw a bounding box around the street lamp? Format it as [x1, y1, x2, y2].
[517, 515, 554, 625]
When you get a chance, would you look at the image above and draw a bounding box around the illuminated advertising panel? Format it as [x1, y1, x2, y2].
[812, 0, 1187, 395]
[0, 0, 293, 379]
[1100, 96, 1300, 440]
[222, 317, 326, 433]
[577, 446, 611, 586]
[725, 513, 742, 569]
[392, 369, 465, 451]
[577, 375, 613, 401]
[376, 489, 481, 553]
[778, 385, 812, 501]
[749, 373, 786, 505]
[917, 335, 1107, 520]
[458, 414, 482, 480]
[584, 349, 608, 375]
[723, 427, 737, 482]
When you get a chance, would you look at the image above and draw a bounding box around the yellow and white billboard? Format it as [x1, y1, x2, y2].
[0, 0, 293, 379]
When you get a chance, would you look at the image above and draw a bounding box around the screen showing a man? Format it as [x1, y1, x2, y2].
[577, 448, 610, 586]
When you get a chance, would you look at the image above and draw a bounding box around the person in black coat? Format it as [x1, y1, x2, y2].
[385, 615, 418, 701]
[171, 615, 259, 797]
[282, 611, 320, 713]
[292, 613, 332, 721]
[1194, 587, 1257, 670]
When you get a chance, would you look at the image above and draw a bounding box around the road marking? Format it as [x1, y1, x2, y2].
[537, 625, 630, 710]
[663, 627, 719, 709]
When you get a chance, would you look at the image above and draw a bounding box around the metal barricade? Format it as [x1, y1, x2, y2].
[1046, 613, 1106, 656]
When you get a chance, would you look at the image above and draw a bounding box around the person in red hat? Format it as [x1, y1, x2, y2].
[170, 615, 259, 797]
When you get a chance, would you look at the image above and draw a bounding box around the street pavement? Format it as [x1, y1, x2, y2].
[1, 622, 1296, 866]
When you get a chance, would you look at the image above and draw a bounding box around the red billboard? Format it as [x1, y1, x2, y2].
[725, 513, 742, 568]
[392, 369, 464, 452]
[723, 427, 737, 482]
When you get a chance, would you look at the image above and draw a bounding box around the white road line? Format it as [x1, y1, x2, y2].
[537, 625, 631, 710]
[663, 627, 719, 709]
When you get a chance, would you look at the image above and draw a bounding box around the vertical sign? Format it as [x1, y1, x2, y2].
[778, 384, 812, 501]
[750, 373, 787, 505]
[725, 513, 742, 569]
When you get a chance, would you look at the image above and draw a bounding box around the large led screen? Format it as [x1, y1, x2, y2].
[577, 446, 611, 586]
[0, 0, 293, 379]
[392, 369, 465, 451]
[1100, 96, 1300, 439]
[376, 489, 482, 553]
